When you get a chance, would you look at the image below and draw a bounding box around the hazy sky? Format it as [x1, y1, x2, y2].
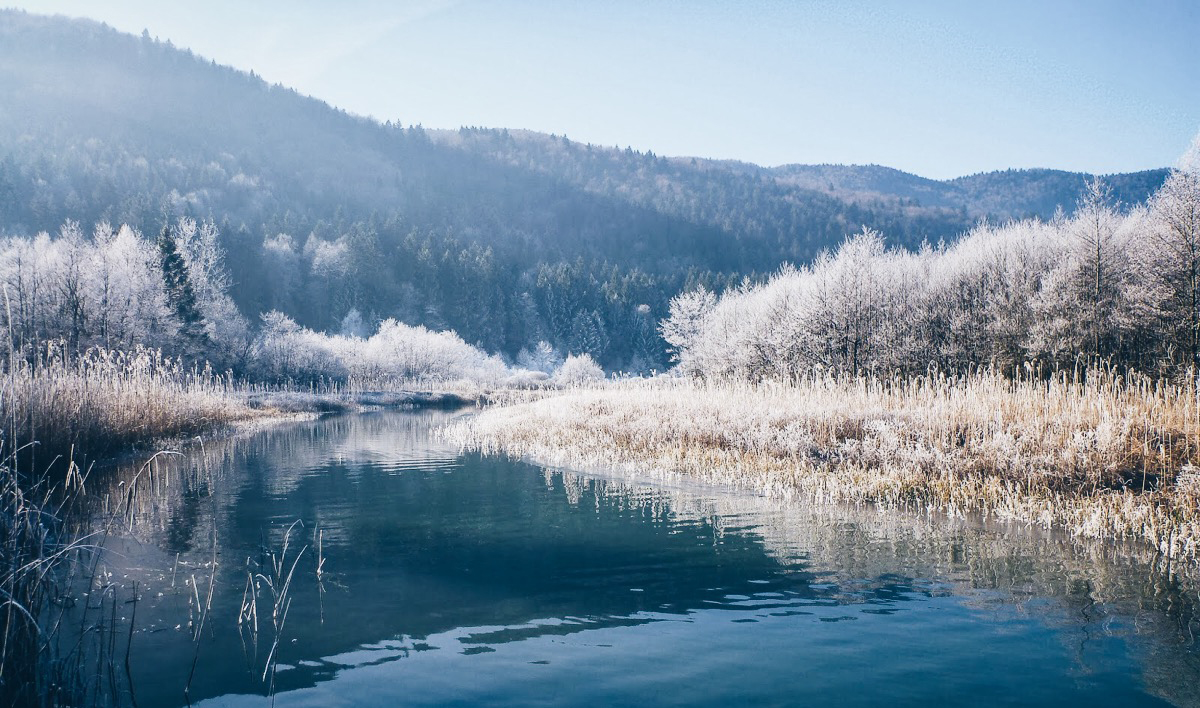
[11, 0, 1200, 178]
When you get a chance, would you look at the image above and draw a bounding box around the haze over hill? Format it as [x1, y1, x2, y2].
[0, 9, 1171, 369]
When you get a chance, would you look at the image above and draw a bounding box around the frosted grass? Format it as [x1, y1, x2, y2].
[0, 343, 260, 464]
[443, 369, 1200, 566]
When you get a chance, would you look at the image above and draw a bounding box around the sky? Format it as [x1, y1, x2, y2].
[9, 0, 1200, 179]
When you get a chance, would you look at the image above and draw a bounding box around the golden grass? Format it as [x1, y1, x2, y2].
[443, 369, 1200, 565]
[1, 345, 261, 467]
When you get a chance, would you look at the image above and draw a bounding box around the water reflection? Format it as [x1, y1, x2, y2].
[83, 411, 1200, 707]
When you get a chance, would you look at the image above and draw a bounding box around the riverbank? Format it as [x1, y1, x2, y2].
[241, 389, 480, 414]
[442, 370, 1200, 566]
[0, 347, 489, 470]
[0, 350, 486, 706]
[0, 348, 260, 468]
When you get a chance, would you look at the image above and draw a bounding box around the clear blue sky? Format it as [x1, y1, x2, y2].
[11, 0, 1200, 178]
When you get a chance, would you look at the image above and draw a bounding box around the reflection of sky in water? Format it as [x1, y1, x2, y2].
[91, 411, 1200, 708]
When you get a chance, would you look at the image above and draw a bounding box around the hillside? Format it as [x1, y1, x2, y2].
[770, 164, 1166, 218]
[431, 129, 1165, 230]
[0, 9, 1170, 369]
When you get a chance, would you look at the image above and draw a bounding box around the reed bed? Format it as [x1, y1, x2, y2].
[0, 460, 83, 706]
[1, 345, 261, 467]
[443, 368, 1200, 565]
[0, 345, 263, 707]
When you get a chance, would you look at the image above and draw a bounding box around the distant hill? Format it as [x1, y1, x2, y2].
[770, 163, 1167, 219]
[0, 9, 1171, 368]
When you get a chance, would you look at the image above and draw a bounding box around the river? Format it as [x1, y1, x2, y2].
[77, 410, 1200, 706]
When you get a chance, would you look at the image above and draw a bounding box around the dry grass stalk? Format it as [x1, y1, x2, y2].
[2, 343, 261, 467]
[0, 342, 263, 706]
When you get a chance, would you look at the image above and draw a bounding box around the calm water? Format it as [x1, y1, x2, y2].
[85, 411, 1200, 707]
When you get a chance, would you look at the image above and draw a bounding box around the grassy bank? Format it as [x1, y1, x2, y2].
[1, 347, 261, 468]
[442, 369, 1200, 565]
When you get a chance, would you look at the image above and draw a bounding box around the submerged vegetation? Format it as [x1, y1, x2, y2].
[0, 454, 91, 707]
[444, 369, 1200, 565]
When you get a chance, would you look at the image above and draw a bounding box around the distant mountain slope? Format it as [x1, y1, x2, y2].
[0, 11, 753, 272]
[770, 163, 1167, 219]
[945, 168, 1168, 218]
[433, 129, 1165, 225]
[0, 9, 1172, 367]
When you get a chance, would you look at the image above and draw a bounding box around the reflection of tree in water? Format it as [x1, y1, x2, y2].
[83, 412, 1200, 708]
[162, 488, 205, 555]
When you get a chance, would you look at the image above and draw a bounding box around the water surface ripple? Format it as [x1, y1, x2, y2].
[90, 411, 1200, 707]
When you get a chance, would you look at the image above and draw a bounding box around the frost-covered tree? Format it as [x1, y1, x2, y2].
[89, 222, 173, 350]
[517, 340, 563, 374]
[252, 310, 304, 380]
[809, 228, 887, 374]
[173, 217, 250, 355]
[554, 353, 604, 386]
[339, 307, 369, 338]
[659, 285, 716, 371]
[1068, 179, 1125, 359]
[1150, 136, 1200, 368]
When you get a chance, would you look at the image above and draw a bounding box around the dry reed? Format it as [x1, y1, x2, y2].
[1, 343, 261, 468]
[0, 343, 263, 707]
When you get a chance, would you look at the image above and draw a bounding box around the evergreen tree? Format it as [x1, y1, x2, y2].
[568, 309, 608, 360]
[158, 224, 206, 342]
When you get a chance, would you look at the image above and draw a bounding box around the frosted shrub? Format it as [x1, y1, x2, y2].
[359, 318, 509, 385]
[554, 353, 605, 386]
[516, 341, 563, 374]
[504, 369, 551, 388]
[250, 312, 511, 386]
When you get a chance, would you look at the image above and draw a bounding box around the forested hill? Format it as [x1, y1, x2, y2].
[768, 164, 1169, 219]
[428, 130, 1168, 231]
[0, 10, 1170, 371]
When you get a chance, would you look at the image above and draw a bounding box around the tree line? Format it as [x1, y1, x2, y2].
[662, 144, 1200, 381]
[7, 141, 1195, 387]
[0, 217, 528, 385]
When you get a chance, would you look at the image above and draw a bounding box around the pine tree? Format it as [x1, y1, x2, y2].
[568, 309, 608, 360]
[158, 224, 206, 343]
